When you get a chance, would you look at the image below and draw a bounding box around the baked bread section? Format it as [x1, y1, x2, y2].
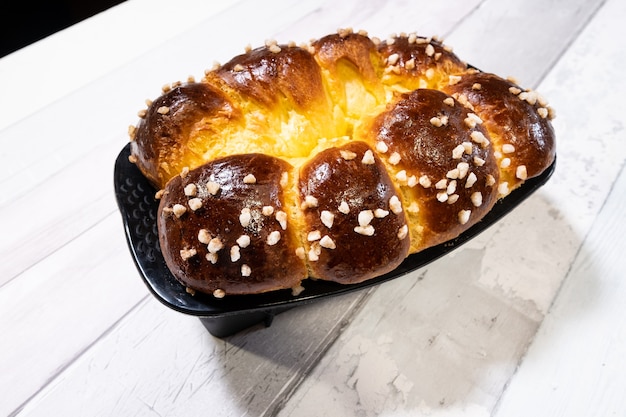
[361, 88, 500, 252]
[128, 29, 556, 297]
[442, 72, 556, 195]
[298, 141, 410, 284]
[157, 153, 307, 297]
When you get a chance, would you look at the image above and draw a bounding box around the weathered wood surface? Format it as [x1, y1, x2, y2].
[1, 0, 623, 415]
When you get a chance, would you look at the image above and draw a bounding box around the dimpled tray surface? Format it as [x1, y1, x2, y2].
[114, 143, 555, 337]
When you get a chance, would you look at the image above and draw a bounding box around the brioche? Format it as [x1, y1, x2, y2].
[128, 29, 556, 297]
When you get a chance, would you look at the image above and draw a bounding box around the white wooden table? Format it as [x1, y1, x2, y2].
[1, 0, 625, 415]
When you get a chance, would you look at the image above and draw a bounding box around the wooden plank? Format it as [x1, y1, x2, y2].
[446, 0, 606, 88]
[279, 249, 541, 416]
[493, 0, 626, 413]
[496, 169, 626, 417]
[271, 0, 483, 43]
[0, 0, 242, 132]
[0, 214, 149, 417]
[0, 140, 120, 287]
[13, 289, 370, 417]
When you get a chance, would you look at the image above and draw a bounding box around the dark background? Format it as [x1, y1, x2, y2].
[0, 0, 127, 58]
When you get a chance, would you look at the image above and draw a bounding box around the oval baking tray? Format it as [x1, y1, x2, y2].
[114, 143, 555, 337]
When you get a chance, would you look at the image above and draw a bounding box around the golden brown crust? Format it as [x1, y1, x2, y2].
[313, 32, 385, 98]
[214, 45, 329, 111]
[377, 34, 467, 91]
[129, 30, 557, 296]
[157, 153, 306, 296]
[443, 72, 556, 194]
[366, 88, 499, 251]
[131, 82, 238, 187]
[298, 141, 410, 284]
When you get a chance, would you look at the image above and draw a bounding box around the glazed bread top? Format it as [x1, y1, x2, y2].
[128, 29, 556, 296]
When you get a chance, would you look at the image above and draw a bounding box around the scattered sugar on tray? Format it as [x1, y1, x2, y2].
[471, 192, 483, 207]
[338, 201, 350, 214]
[358, 210, 374, 227]
[236, 235, 251, 248]
[188, 198, 202, 211]
[276, 210, 288, 230]
[319, 235, 336, 249]
[230, 245, 241, 262]
[180, 247, 197, 261]
[388, 152, 401, 165]
[361, 150, 376, 165]
[198, 229, 211, 244]
[465, 172, 478, 188]
[172, 204, 187, 218]
[321, 210, 334, 228]
[239, 207, 252, 227]
[267, 231, 281, 245]
[389, 196, 403, 214]
[208, 237, 224, 254]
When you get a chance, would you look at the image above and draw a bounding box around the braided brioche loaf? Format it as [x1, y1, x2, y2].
[128, 29, 555, 298]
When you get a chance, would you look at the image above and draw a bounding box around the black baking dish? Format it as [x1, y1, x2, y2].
[114, 143, 555, 337]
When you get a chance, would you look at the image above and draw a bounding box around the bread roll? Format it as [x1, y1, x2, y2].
[128, 29, 556, 297]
